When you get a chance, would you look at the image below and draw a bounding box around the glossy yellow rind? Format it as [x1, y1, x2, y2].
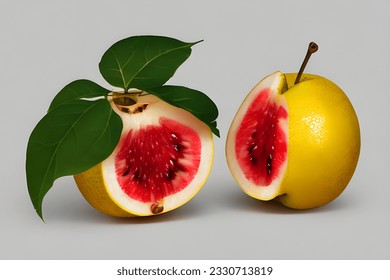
[278, 73, 360, 209]
[74, 164, 134, 217]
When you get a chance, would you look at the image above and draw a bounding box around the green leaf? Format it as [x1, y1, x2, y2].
[146, 85, 220, 137]
[48, 79, 110, 111]
[99, 35, 201, 91]
[26, 99, 122, 220]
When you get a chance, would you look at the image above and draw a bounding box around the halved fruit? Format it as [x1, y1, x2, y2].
[226, 71, 360, 209]
[226, 72, 289, 200]
[74, 93, 214, 216]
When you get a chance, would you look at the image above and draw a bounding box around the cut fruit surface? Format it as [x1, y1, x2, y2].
[235, 87, 288, 186]
[75, 94, 213, 216]
[226, 72, 289, 200]
[115, 118, 201, 203]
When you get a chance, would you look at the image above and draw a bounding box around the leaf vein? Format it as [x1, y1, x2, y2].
[125, 44, 191, 89]
[34, 102, 103, 202]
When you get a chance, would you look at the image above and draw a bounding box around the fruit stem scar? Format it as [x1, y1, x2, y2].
[294, 42, 319, 85]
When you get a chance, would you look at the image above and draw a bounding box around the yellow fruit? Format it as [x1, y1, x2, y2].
[226, 71, 360, 209]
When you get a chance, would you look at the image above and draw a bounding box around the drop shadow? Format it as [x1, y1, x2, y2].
[47, 197, 208, 225]
[222, 185, 355, 215]
[43, 178, 211, 224]
[102, 202, 207, 225]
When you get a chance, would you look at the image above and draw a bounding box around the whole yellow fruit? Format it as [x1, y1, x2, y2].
[226, 71, 360, 209]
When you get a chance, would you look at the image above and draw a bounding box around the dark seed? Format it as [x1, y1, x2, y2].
[251, 130, 257, 139]
[166, 169, 175, 180]
[248, 143, 257, 153]
[135, 106, 145, 113]
[174, 144, 183, 152]
[133, 168, 141, 181]
[169, 158, 175, 168]
[132, 104, 148, 114]
[150, 203, 164, 215]
[250, 156, 257, 164]
[122, 166, 130, 176]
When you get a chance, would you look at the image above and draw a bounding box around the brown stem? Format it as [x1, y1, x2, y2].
[294, 42, 318, 85]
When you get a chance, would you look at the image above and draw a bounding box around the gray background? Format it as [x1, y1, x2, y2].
[1, 0, 389, 259]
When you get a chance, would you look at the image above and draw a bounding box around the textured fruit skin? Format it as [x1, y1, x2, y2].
[74, 164, 134, 217]
[279, 73, 360, 209]
[74, 94, 214, 217]
[226, 72, 360, 209]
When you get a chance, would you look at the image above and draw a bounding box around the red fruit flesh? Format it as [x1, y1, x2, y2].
[115, 117, 201, 203]
[235, 88, 288, 186]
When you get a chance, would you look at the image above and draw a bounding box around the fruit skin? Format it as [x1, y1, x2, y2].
[226, 71, 360, 209]
[281, 73, 360, 209]
[74, 94, 214, 217]
[74, 163, 133, 217]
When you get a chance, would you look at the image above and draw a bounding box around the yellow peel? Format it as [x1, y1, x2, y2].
[279, 73, 360, 209]
[74, 164, 134, 217]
